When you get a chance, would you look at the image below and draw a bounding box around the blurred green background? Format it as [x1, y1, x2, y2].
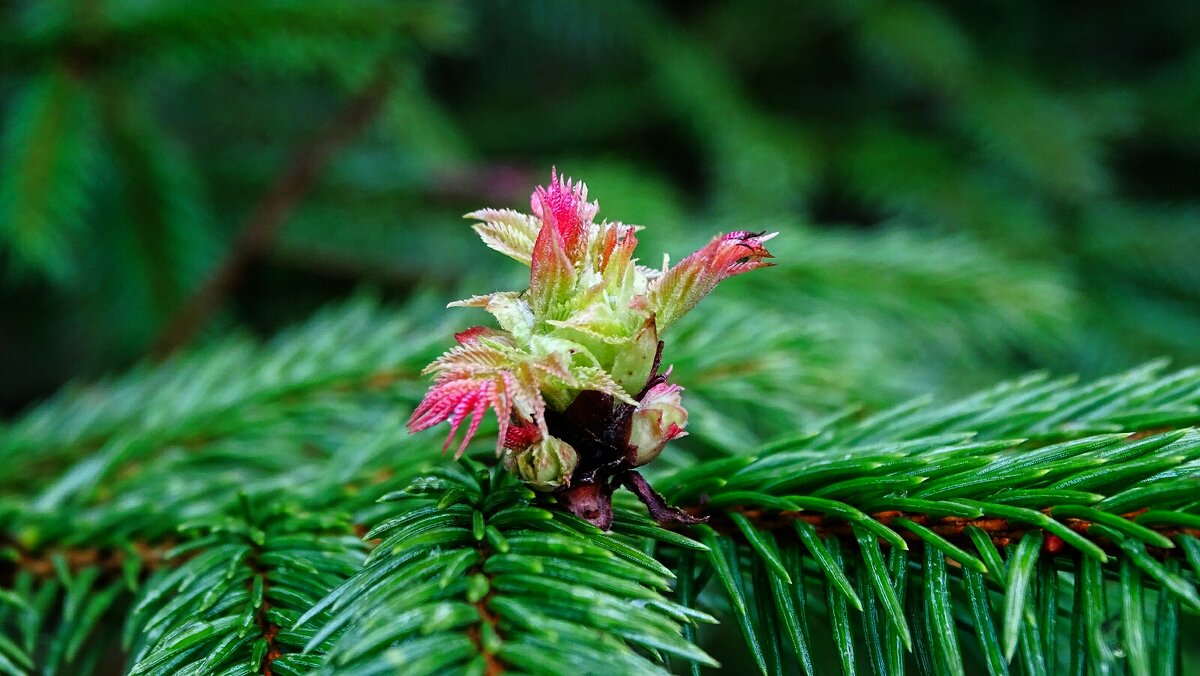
[2, 0, 1199, 420]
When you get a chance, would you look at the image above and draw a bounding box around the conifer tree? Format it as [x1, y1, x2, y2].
[3, 1, 1200, 674]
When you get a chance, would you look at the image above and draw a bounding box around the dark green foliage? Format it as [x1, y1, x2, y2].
[0, 0, 464, 373]
[0, 67, 99, 280]
[4, 1, 1200, 673]
[3, 296, 1199, 673]
[124, 504, 366, 676]
[298, 461, 717, 675]
[3, 0, 1199, 403]
[670, 363, 1200, 674]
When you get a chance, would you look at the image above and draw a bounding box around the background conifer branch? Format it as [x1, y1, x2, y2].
[151, 61, 398, 358]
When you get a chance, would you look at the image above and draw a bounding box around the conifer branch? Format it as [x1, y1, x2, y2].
[693, 506, 1199, 560]
[248, 549, 283, 676]
[653, 363, 1200, 675]
[0, 537, 176, 587]
[297, 461, 717, 674]
[465, 545, 504, 676]
[6, 303, 1200, 674]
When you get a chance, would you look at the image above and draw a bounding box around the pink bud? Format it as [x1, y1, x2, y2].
[530, 168, 597, 262]
[503, 435, 579, 492]
[628, 383, 688, 466]
[503, 420, 543, 450]
[528, 214, 577, 319]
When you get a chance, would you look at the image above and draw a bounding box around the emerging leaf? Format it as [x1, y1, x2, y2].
[466, 208, 541, 265]
[648, 230, 778, 332]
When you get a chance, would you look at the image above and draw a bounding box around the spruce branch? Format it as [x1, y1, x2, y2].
[122, 503, 367, 676]
[658, 363, 1200, 675]
[295, 460, 717, 675]
[1, 296, 444, 499]
[5, 304, 1200, 674]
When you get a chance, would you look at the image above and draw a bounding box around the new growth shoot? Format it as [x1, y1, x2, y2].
[409, 170, 776, 528]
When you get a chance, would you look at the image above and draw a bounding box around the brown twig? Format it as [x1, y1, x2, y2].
[0, 538, 177, 586]
[468, 593, 505, 676]
[464, 538, 505, 676]
[151, 62, 398, 359]
[249, 552, 282, 676]
[694, 505, 1199, 559]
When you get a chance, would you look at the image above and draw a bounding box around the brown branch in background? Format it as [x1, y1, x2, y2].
[0, 538, 177, 587]
[151, 62, 398, 359]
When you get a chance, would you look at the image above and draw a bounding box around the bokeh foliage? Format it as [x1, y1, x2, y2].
[2, 0, 1199, 410]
